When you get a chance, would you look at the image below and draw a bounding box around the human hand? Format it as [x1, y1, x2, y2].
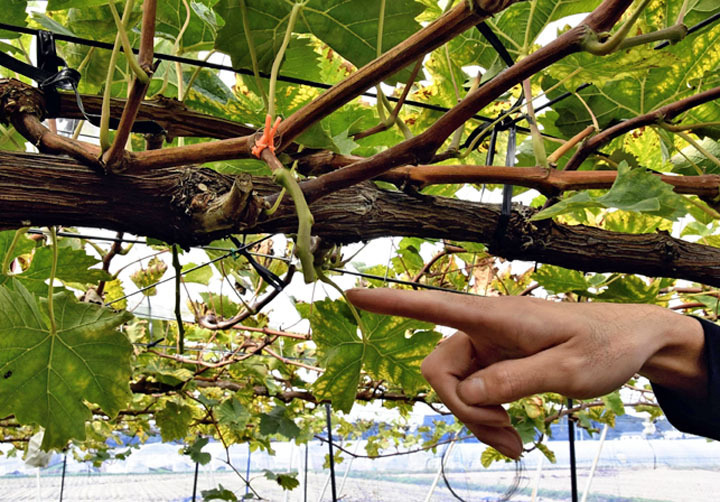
[346, 288, 706, 459]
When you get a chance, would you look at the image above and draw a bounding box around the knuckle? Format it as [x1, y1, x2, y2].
[489, 365, 518, 403]
[420, 354, 440, 384]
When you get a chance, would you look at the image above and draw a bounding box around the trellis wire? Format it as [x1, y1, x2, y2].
[0, 22, 499, 122]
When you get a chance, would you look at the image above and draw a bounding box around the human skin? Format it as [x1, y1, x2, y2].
[346, 288, 707, 459]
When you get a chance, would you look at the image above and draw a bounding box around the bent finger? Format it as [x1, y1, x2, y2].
[457, 349, 576, 406]
[464, 423, 523, 460]
[422, 332, 511, 428]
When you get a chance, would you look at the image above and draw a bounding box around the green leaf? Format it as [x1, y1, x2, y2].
[671, 138, 720, 175]
[547, 2, 720, 139]
[202, 484, 238, 501]
[0, 280, 133, 450]
[217, 396, 250, 430]
[0, 124, 27, 151]
[532, 162, 688, 221]
[0, 0, 28, 39]
[603, 211, 673, 234]
[306, 298, 440, 413]
[156, 401, 194, 442]
[0, 229, 34, 268]
[532, 265, 590, 294]
[14, 246, 111, 295]
[199, 292, 241, 318]
[601, 391, 625, 416]
[596, 275, 661, 304]
[47, 0, 110, 9]
[259, 405, 300, 439]
[263, 469, 300, 491]
[480, 446, 511, 468]
[535, 442, 557, 463]
[449, 0, 597, 70]
[215, 0, 425, 85]
[181, 263, 214, 285]
[157, 0, 224, 53]
[184, 437, 212, 465]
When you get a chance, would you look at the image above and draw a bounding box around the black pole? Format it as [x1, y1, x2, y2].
[58, 453, 67, 502]
[191, 462, 199, 502]
[304, 443, 309, 502]
[567, 398, 578, 502]
[325, 403, 337, 502]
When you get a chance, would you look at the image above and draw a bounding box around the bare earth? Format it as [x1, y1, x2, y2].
[0, 467, 717, 501]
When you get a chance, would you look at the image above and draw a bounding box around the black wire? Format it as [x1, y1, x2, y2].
[440, 438, 467, 502]
[325, 403, 338, 502]
[0, 22, 496, 123]
[29, 228, 488, 298]
[105, 234, 274, 306]
[327, 268, 476, 295]
[476, 22, 515, 67]
[568, 398, 579, 502]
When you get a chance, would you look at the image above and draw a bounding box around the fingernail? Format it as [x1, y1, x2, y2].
[458, 376, 486, 405]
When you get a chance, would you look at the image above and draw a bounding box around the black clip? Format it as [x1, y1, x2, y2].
[36, 30, 80, 118]
[228, 236, 285, 291]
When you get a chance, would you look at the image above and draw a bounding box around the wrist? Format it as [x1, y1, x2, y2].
[639, 310, 707, 399]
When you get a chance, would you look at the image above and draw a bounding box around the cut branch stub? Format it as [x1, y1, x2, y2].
[0, 78, 46, 125]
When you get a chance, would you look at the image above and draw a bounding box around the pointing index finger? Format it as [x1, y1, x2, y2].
[346, 287, 488, 333]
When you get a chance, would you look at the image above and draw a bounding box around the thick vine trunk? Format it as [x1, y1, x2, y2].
[2, 151, 719, 287]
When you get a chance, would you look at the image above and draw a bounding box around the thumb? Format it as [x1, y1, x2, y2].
[457, 350, 572, 406]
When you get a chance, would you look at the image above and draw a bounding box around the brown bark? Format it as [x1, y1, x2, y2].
[2, 150, 720, 287]
[56, 92, 256, 141]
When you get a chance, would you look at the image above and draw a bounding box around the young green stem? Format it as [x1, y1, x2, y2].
[174, 0, 191, 106]
[671, 129, 720, 171]
[523, 79, 548, 168]
[273, 167, 315, 282]
[47, 227, 58, 335]
[617, 24, 687, 50]
[99, 28, 125, 152]
[239, 0, 268, 109]
[2, 227, 28, 274]
[109, 1, 150, 84]
[268, 2, 305, 118]
[582, 0, 652, 55]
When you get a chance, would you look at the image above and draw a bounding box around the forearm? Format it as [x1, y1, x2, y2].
[639, 310, 707, 399]
[644, 314, 719, 440]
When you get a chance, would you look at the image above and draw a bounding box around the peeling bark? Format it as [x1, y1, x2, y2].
[1, 151, 719, 286]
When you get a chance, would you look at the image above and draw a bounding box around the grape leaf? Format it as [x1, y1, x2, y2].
[156, 401, 194, 441]
[184, 437, 212, 465]
[259, 405, 300, 439]
[202, 484, 238, 501]
[304, 298, 440, 413]
[214, 0, 424, 84]
[532, 265, 590, 294]
[12, 246, 111, 295]
[217, 395, 250, 429]
[157, 0, 224, 53]
[0, 280, 133, 450]
[531, 162, 688, 221]
[0, 0, 28, 39]
[547, 3, 720, 138]
[263, 469, 300, 490]
[449, 0, 597, 70]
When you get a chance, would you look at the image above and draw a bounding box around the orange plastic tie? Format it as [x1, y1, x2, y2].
[252, 114, 282, 158]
